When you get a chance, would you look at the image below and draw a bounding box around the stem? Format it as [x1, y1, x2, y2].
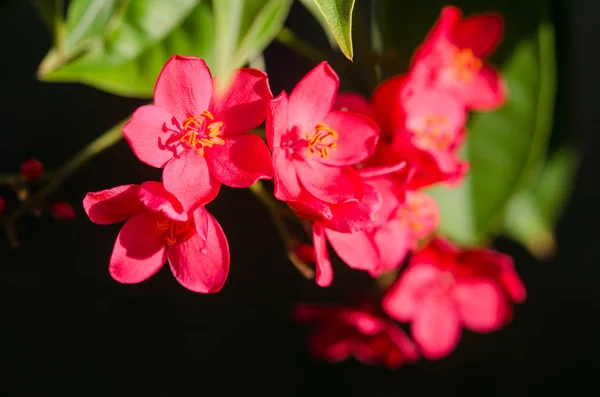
[54, 0, 65, 54]
[4, 118, 127, 247]
[248, 181, 315, 279]
[276, 27, 328, 63]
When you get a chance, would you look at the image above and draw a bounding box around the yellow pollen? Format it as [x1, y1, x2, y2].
[413, 114, 452, 151]
[180, 110, 225, 155]
[450, 47, 482, 83]
[155, 218, 195, 246]
[397, 195, 437, 237]
[305, 122, 338, 159]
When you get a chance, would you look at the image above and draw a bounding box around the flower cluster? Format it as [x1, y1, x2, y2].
[83, 6, 525, 365]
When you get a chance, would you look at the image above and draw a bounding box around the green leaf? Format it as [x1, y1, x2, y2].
[503, 145, 577, 259]
[311, 0, 355, 60]
[532, 145, 578, 225]
[38, 0, 214, 98]
[63, 0, 118, 51]
[299, 0, 337, 49]
[33, 0, 62, 34]
[374, 0, 557, 245]
[212, 0, 292, 90]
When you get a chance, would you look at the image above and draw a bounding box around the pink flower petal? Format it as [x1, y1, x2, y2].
[123, 105, 177, 168]
[210, 68, 272, 137]
[205, 134, 273, 187]
[313, 223, 333, 287]
[287, 191, 334, 223]
[83, 184, 145, 225]
[411, 6, 461, 65]
[109, 211, 167, 284]
[266, 91, 288, 150]
[295, 159, 364, 204]
[372, 74, 407, 137]
[137, 181, 187, 221]
[167, 207, 230, 293]
[325, 229, 380, 274]
[162, 151, 220, 212]
[309, 321, 354, 362]
[321, 183, 382, 233]
[288, 61, 339, 131]
[372, 220, 410, 273]
[382, 263, 441, 321]
[386, 325, 421, 362]
[412, 293, 462, 360]
[318, 110, 379, 166]
[272, 149, 302, 201]
[154, 55, 213, 121]
[465, 63, 507, 111]
[334, 92, 374, 118]
[464, 64, 508, 111]
[453, 280, 504, 332]
[452, 13, 503, 58]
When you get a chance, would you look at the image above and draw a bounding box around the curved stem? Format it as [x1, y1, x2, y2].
[4, 117, 127, 247]
[276, 27, 328, 63]
[248, 181, 315, 279]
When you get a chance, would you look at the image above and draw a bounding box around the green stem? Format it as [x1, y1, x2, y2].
[4, 118, 127, 247]
[54, 0, 65, 54]
[248, 181, 315, 279]
[276, 27, 328, 63]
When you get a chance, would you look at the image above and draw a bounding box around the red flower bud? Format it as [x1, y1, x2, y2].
[50, 201, 75, 220]
[20, 158, 44, 182]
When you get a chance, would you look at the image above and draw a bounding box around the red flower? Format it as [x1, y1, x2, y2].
[83, 182, 229, 293]
[123, 55, 274, 211]
[407, 6, 507, 111]
[323, 172, 410, 278]
[20, 158, 44, 182]
[267, 62, 379, 204]
[51, 201, 76, 219]
[294, 303, 419, 369]
[382, 238, 526, 359]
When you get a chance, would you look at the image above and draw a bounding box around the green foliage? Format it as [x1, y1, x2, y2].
[212, 0, 292, 91]
[307, 0, 355, 60]
[36, 0, 291, 98]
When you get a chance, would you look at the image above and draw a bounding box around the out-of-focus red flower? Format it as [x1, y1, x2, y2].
[123, 55, 273, 212]
[383, 238, 526, 359]
[406, 5, 507, 111]
[50, 201, 76, 220]
[294, 303, 420, 369]
[83, 182, 229, 293]
[0, 196, 6, 216]
[20, 158, 44, 182]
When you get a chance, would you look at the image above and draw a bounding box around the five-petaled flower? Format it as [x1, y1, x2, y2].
[294, 303, 420, 368]
[383, 238, 526, 359]
[406, 5, 507, 111]
[124, 55, 274, 212]
[83, 181, 229, 293]
[267, 61, 380, 205]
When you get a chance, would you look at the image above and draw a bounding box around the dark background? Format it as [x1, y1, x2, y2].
[0, 0, 598, 395]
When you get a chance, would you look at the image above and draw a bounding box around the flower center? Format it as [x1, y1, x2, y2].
[397, 193, 438, 239]
[180, 110, 225, 155]
[305, 122, 338, 159]
[450, 46, 482, 83]
[155, 216, 195, 246]
[412, 114, 453, 151]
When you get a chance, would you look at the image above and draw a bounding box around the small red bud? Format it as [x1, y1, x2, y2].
[294, 243, 315, 264]
[20, 158, 44, 182]
[50, 201, 75, 220]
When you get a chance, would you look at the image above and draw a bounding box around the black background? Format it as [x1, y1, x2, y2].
[0, 0, 598, 395]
